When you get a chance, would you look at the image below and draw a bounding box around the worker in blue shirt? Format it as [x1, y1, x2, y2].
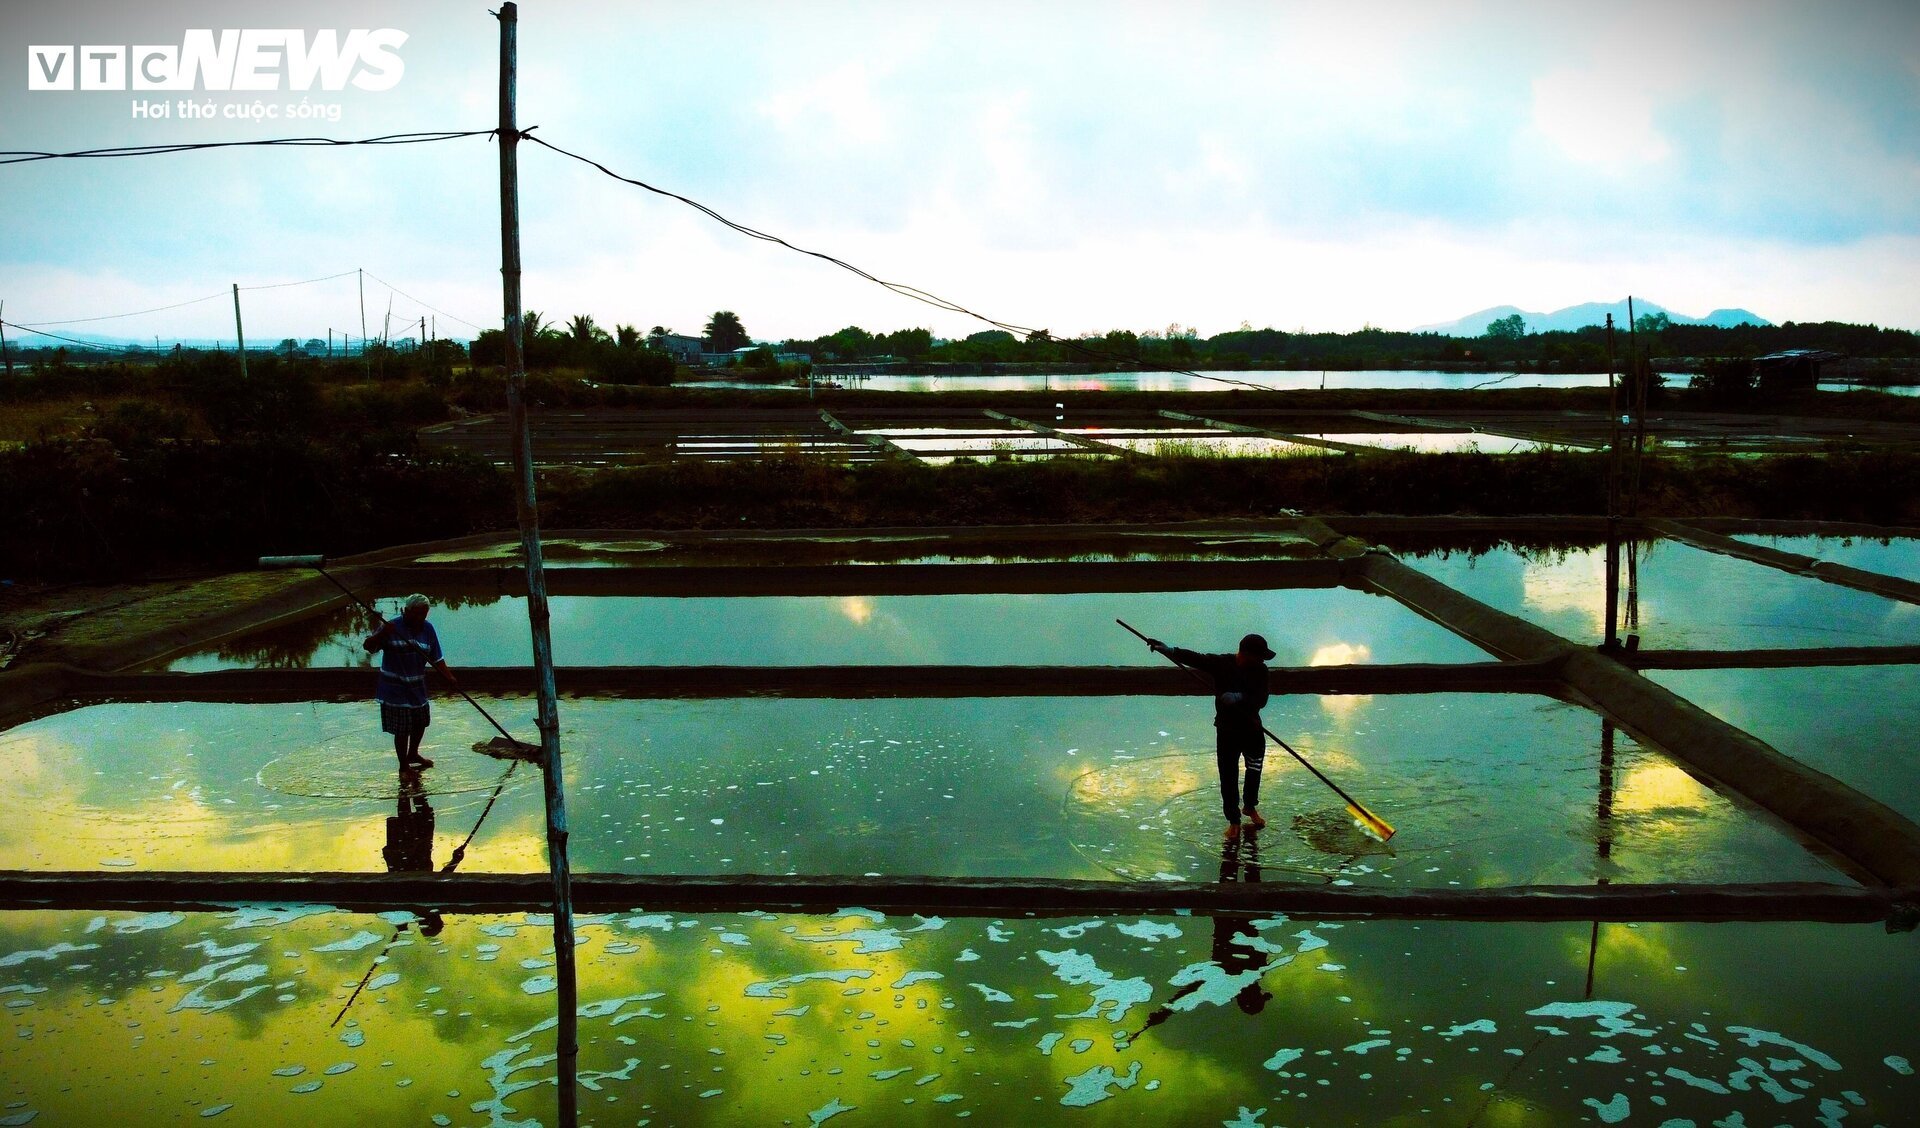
[364, 593, 457, 771]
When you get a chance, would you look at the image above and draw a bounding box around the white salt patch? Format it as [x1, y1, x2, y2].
[1037, 1033, 1064, 1056]
[1294, 930, 1328, 953]
[222, 905, 335, 929]
[1114, 921, 1181, 942]
[1727, 1026, 1841, 1071]
[1263, 1048, 1303, 1072]
[312, 932, 385, 954]
[323, 1063, 355, 1076]
[623, 914, 676, 932]
[198, 1104, 231, 1118]
[366, 972, 399, 991]
[745, 970, 872, 999]
[1222, 1107, 1267, 1128]
[1527, 1000, 1653, 1039]
[987, 926, 1014, 942]
[889, 972, 943, 989]
[1060, 1061, 1142, 1107]
[340, 1029, 365, 1048]
[1587, 1046, 1625, 1064]
[114, 913, 185, 934]
[1037, 949, 1153, 1024]
[99, 858, 135, 868]
[968, 983, 1011, 1003]
[1344, 1039, 1391, 1055]
[808, 1098, 855, 1125]
[871, 1068, 910, 1081]
[1317, 963, 1345, 972]
[1583, 1093, 1630, 1123]
[1886, 1055, 1913, 1076]
[993, 1018, 1037, 1029]
[1439, 1019, 1497, 1038]
[0, 942, 98, 968]
[954, 949, 980, 963]
[1047, 921, 1104, 939]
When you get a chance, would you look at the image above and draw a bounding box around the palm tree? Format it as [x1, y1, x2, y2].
[567, 313, 607, 344]
[616, 324, 641, 349]
[522, 310, 550, 338]
[704, 311, 750, 352]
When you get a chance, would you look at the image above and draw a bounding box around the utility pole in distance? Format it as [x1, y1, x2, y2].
[496, 5, 578, 1122]
[231, 283, 248, 379]
[1, 300, 12, 376]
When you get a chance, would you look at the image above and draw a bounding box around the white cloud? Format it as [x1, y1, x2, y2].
[1529, 67, 1672, 168]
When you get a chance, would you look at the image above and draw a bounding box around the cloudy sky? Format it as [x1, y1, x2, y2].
[3, 0, 1916, 345]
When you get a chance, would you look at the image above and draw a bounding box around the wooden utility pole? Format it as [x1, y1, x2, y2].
[497, 5, 578, 1123]
[0, 300, 12, 376]
[231, 284, 248, 379]
[359, 268, 370, 377]
[1602, 313, 1620, 650]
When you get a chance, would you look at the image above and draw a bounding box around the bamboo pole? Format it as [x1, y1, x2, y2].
[496, 5, 578, 1123]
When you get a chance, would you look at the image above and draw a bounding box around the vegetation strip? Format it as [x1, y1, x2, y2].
[0, 872, 1906, 924]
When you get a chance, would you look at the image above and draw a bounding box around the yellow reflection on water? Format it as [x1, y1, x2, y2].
[1612, 763, 1711, 814]
[837, 596, 875, 626]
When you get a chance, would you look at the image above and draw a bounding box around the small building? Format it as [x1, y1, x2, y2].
[648, 333, 705, 364]
[1753, 349, 1841, 392]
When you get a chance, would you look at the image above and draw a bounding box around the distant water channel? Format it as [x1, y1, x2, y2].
[684, 368, 1913, 395]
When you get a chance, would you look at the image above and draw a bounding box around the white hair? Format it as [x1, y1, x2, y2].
[403, 593, 430, 612]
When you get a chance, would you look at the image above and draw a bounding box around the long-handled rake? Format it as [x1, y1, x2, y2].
[258, 554, 537, 757]
[1117, 618, 1396, 842]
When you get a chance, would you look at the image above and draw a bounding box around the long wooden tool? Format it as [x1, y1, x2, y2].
[1117, 617, 1396, 842]
[258, 554, 535, 753]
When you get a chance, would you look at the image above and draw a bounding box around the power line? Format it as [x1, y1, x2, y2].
[0, 130, 492, 167]
[1, 320, 139, 350]
[361, 270, 486, 332]
[240, 268, 361, 292]
[521, 132, 1268, 391]
[19, 270, 363, 327]
[15, 290, 230, 327]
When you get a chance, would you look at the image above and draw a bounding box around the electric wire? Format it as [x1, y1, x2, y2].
[0, 129, 492, 166]
[361, 270, 487, 332]
[522, 132, 1271, 391]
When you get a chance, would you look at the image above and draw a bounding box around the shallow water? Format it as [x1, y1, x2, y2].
[162, 588, 1491, 671]
[1649, 666, 1920, 824]
[1399, 540, 1920, 650]
[686, 368, 1616, 393]
[1, 906, 1913, 1125]
[1300, 431, 1556, 454]
[0, 695, 1840, 888]
[1733, 535, 1920, 582]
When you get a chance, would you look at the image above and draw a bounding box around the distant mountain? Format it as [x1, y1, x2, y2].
[1414, 300, 1771, 336]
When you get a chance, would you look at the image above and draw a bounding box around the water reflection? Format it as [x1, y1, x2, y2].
[1403, 538, 1920, 650]
[1133, 839, 1277, 1039]
[0, 907, 1910, 1124]
[687, 369, 1616, 393]
[163, 588, 1493, 671]
[0, 695, 1843, 886]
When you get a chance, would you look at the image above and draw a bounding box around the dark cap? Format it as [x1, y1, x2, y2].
[1239, 633, 1276, 660]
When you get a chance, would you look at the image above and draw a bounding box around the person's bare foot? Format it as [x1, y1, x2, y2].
[1243, 807, 1267, 829]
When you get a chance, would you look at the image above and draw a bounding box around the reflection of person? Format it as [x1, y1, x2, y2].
[1133, 839, 1274, 1038]
[363, 593, 456, 771]
[382, 774, 444, 937]
[1144, 632, 1275, 843]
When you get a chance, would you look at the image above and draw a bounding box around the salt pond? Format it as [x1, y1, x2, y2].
[1732, 534, 1920, 582]
[160, 588, 1491, 671]
[1650, 666, 1920, 824]
[1397, 539, 1920, 650]
[0, 695, 1841, 888]
[1, 905, 1912, 1125]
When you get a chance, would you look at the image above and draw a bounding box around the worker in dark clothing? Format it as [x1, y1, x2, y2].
[1143, 632, 1276, 843]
